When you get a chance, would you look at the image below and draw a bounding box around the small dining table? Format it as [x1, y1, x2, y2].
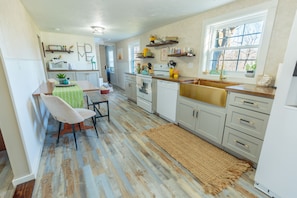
[32, 80, 100, 96]
[33, 80, 100, 134]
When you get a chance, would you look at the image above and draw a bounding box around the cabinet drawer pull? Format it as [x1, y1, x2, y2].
[241, 100, 258, 107]
[234, 139, 249, 148]
[239, 118, 254, 126]
[192, 110, 195, 117]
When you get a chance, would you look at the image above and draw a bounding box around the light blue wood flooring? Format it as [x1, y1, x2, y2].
[32, 87, 269, 198]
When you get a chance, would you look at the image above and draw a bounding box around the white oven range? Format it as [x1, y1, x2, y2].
[136, 74, 153, 113]
[136, 64, 169, 113]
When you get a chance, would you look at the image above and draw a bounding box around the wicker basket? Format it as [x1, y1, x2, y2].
[100, 89, 109, 94]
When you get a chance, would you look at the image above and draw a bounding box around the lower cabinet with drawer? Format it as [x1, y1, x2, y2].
[223, 92, 273, 164]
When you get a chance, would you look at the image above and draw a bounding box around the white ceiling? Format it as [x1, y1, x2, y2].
[20, 0, 235, 43]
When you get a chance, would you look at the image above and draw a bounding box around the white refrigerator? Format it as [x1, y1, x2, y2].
[254, 11, 297, 198]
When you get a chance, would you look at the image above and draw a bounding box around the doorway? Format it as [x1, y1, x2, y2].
[106, 45, 116, 85]
[99, 45, 107, 82]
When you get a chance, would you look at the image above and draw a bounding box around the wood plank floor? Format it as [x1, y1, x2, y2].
[31, 87, 268, 197]
[0, 151, 15, 198]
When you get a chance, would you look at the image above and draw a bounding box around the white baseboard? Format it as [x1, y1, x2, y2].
[12, 173, 35, 187]
[254, 181, 280, 198]
[12, 112, 49, 188]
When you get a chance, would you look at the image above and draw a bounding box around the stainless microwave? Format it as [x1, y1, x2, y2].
[48, 61, 69, 70]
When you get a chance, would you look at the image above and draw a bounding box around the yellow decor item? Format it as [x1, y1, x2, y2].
[169, 68, 174, 77]
[150, 35, 156, 43]
[173, 69, 179, 78]
[143, 48, 149, 57]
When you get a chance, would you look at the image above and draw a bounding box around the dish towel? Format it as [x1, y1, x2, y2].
[52, 85, 84, 108]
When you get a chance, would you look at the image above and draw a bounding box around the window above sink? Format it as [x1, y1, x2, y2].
[199, 2, 277, 84]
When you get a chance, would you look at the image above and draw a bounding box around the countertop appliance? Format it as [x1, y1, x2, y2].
[48, 60, 69, 70]
[254, 11, 297, 198]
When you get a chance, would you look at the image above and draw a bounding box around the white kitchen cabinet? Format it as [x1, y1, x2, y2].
[223, 92, 273, 163]
[48, 71, 99, 86]
[47, 71, 76, 81]
[177, 96, 226, 144]
[177, 97, 196, 130]
[76, 71, 99, 87]
[125, 74, 137, 102]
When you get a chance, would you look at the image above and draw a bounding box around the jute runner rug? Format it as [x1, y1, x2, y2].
[143, 123, 251, 195]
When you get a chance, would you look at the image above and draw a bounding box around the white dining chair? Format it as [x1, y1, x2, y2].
[40, 93, 98, 149]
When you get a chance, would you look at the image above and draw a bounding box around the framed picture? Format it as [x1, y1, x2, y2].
[160, 48, 168, 61]
[117, 48, 123, 60]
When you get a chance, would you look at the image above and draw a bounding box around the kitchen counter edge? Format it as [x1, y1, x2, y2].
[226, 84, 276, 99]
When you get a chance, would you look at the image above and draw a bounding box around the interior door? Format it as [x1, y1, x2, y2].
[106, 46, 117, 85]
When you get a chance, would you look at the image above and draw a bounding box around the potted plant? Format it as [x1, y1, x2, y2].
[56, 73, 67, 84]
[245, 63, 256, 77]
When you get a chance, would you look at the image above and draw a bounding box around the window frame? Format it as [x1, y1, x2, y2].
[199, 2, 277, 83]
[128, 41, 140, 73]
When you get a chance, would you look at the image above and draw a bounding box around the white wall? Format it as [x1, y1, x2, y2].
[115, 0, 297, 88]
[0, 0, 47, 185]
[41, 32, 98, 71]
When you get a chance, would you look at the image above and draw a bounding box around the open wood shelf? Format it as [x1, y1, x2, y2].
[168, 53, 195, 57]
[136, 56, 154, 59]
[46, 50, 74, 53]
[146, 40, 178, 47]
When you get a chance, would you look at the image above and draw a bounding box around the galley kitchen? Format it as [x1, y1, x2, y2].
[1, 0, 296, 197]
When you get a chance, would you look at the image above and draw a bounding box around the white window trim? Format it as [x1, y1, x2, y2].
[128, 40, 140, 73]
[199, 0, 278, 84]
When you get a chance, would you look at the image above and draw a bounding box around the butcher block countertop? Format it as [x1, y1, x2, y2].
[125, 72, 195, 83]
[226, 84, 276, 99]
[152, 76, 195, 83]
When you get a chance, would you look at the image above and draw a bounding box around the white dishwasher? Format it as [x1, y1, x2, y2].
[157, 80, 179, 123]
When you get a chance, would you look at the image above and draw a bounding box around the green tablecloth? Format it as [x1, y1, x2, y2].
[52, 85, 84, 108]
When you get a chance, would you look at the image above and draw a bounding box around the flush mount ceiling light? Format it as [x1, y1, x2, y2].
[91, 26, 105, 35]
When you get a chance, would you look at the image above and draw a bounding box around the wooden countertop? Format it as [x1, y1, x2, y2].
[226, 84, 276, 99]
[32, 81, 99, 96]
[125, 73, 275, 98]
[125, 72, 195, 83]
[47, 70, 99, 72]
[152, 76, 195, 83]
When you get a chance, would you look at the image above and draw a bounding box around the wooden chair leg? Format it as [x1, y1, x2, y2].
[57, 122, 62, 144]
[72, 124, 78, 150]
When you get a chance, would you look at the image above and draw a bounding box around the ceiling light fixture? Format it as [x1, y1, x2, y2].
[91, 26, 105, 35]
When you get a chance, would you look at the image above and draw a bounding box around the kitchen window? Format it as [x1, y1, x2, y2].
[128, 41, 140, 73]
[199, 3, 276, 82]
